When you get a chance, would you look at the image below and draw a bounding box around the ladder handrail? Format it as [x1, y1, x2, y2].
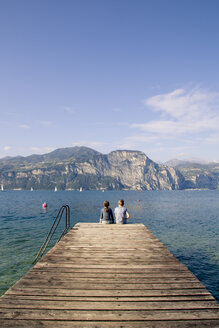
[33, 205, 70, 264]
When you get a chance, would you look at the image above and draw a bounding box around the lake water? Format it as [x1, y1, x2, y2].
[0, 190, 219, 301]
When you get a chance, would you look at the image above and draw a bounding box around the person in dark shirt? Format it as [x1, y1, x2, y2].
[100, 200, 114, 224]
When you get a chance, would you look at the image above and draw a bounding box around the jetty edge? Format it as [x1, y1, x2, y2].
[0, 222, 219, 327]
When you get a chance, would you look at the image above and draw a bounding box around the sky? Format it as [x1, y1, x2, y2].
[1, 0, 219, 162]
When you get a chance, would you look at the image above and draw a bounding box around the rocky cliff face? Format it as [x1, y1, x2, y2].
[0, 147, 186, 190]
[165, 160, 219, 190]
[103, 150, 184, 190]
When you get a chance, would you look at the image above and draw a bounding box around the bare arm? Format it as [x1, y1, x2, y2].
[126, 211, 130, 219]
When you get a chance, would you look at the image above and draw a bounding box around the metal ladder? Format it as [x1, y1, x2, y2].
[33, 205, 70, 263]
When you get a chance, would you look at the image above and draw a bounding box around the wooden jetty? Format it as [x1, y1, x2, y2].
[0, 223, 219, 327]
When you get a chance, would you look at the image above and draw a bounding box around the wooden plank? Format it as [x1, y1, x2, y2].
[2, 294, 215, 301]
[42, 252, 177, 258]
[5, 287, 213, 297]
[23, 276, 199, 283]
[14, 280, 205, 289]
[34, 263, 188, 269]
[31, 266, 191, 272]
[1, 320, 219, 328]
[1, 308, 219, 320]
[25, 271, 196, 278]
[39, 257, 181, 263]
[0, 299, 218, 310]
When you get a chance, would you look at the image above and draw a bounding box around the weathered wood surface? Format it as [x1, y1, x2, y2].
[0, 223, 219, 327]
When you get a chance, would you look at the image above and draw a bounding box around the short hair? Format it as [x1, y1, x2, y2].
[118, 199, 124, 206]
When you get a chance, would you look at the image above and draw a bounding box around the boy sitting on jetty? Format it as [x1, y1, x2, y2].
[115, 199, 130, 224]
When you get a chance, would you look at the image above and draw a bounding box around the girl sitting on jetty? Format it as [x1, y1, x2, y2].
[99, 200, 114, 224]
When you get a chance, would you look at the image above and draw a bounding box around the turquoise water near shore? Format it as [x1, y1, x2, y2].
[0, 190, 219, 300]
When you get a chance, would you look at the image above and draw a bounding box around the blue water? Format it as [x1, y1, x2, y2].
[0, 190, 219, 300]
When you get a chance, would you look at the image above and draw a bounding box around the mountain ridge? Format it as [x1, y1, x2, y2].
[0, 147, 218, 190]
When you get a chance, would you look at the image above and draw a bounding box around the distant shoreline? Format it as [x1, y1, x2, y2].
[1, 188, 217, 191]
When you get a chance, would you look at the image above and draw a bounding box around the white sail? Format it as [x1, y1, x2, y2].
[1, 184, 4, 192]
[79, 187, 82, 192]
[31, 187, 33, 191]
[54, 186, 57, 192]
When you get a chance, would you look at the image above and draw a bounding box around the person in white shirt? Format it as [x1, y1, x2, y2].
[114, 199, 130, 224]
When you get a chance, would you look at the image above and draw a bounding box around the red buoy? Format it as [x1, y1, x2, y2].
[42, 202, 47, 208]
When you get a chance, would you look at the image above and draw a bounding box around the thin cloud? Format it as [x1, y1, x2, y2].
[30, 147, 55, 154]
[145, 87, 217, 119]
[72, 141, 107, 149]
[64, 106, 75, 114]
[132, 118, 218, 135]
[18, 124, 31, 130]
[132, 87, 219, 136]
[0, 120, 31, 129]
[30, 147, 41, 152]
[3, 146, 11, 151]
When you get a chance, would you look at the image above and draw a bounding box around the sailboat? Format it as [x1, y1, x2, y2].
[54, 186, 57, 192]
[30, 187, 33, 191]
[79, 187, 82, 192]
[1, 184, 4, 192]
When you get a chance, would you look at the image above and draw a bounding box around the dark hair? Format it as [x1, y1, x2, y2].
[118, 199, 124, 206]
[104, 200, 110, 212]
